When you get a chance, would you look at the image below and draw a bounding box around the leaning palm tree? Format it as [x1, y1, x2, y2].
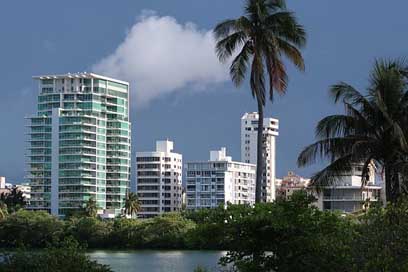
[84, 197, 98, 218]
[214, 0, 306, 202]
[298, 59, 408, 203]
[124, 192, 141, 218]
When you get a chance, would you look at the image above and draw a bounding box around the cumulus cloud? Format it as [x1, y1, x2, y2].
[92, 12, 229, 106]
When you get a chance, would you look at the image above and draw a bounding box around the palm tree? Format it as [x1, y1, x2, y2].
[84, 197, 98, 218]
[214, 0, 306, 202]
[297, 59, 408, 203]
[124, 192, 141, 218]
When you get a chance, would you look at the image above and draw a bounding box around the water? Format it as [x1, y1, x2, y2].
[88, 250, 226, 272]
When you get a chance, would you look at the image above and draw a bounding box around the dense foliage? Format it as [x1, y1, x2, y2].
[0, 239, 112, 272]
[0, 188, 26, 214]
[1, 193, 408, 271]
[0, 211, 195, 250]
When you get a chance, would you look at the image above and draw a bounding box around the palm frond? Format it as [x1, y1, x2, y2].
[265, 0, 287, 10]
[270, 56, 288, 95]
[315, 115, 359, 139]
[230, 42, 253, 87]
[265, 11, 306, 47]
[213, 19, 239, 40]
[250, 52, 266, 105]
[275, 38, 305, 71]
[216, 31, 248, 63]
[309, 155, 355, 189]
[297, 137, 367, 167]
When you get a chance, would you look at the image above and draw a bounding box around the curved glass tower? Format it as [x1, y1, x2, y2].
[27, 73, 131, 217]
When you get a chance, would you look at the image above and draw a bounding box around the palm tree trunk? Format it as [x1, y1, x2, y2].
[255, 99, 264, 203]
[385, 164, 400, 203]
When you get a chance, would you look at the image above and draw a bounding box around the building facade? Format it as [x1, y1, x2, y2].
[241, 112, 279, 202]
[314, 165, 381, 213]
[276, 171, 310, 200]
[186, 148, 256, 210]
[136, 140, 182, 218]
[27, 73, 131, 217]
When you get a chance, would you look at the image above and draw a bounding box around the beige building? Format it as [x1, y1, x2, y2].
[276, 171, 310, 200]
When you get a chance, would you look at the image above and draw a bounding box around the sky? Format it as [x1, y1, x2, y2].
[0, 0, 407, 184]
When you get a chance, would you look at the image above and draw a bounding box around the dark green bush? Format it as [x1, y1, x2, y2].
[0, 239, 112, 272]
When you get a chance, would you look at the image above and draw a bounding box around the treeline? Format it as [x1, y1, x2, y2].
[0, 211, 197, 250]
[1, 192, 408, 271]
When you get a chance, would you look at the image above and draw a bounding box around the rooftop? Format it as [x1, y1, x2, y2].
[33, 72, 129, 85]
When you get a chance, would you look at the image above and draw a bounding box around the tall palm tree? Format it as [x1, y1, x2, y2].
[124, 192, 141, 218]
[214, 0, 306, 202]
[298, 59, 408, 203]
[84, 197, 98, 218]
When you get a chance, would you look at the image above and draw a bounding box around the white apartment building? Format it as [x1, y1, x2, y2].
[241, 112, 279, 202]
[314, 165, 381, 213]
[136, 140, 182, 218]
[186, 148, 256, 210]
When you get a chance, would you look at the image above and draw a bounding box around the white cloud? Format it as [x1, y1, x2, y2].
[92, 12, 229, 107]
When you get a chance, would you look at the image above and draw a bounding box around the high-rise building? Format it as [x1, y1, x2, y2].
[186, 147, 256, 210]
[27, 73, 131, 217]
[136, 140, 182, 218]
[241, 112, 279, 202]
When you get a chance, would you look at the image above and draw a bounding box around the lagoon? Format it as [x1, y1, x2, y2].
[88, 250, 225, 272]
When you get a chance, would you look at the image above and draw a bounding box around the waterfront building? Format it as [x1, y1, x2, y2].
[241, 112, 279, 202]
[186, 148, 256, 210]
[276, 171, 310, 200]
[136, 140, 182, 218]
[27, 73, 131, 217]
[313, 165, 381, 213]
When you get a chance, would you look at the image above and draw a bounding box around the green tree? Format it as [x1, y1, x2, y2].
[0, 210, 64, 248]
[0, 238, 112, 272]
[0, 187, 26, 213]
[298, 59, 408, 203]
[84, 198, 98, 218]
[66, 217, 112, 248]
[191, 192, 354, 272]
[214, 0, 306, 202]
[352, 199, 408, 271]
[123, 192, 141, 218]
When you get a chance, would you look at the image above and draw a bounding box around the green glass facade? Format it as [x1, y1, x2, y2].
[27, 73, 131, 216]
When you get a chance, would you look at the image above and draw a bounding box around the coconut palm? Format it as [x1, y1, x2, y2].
[124, 192, 141, 218]
[84, 197, 98, 218]
[214, 0, 306, 202]
[297, 59, 408, 203]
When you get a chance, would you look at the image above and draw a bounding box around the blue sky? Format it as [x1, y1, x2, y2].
[0, 1, 407, 183]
